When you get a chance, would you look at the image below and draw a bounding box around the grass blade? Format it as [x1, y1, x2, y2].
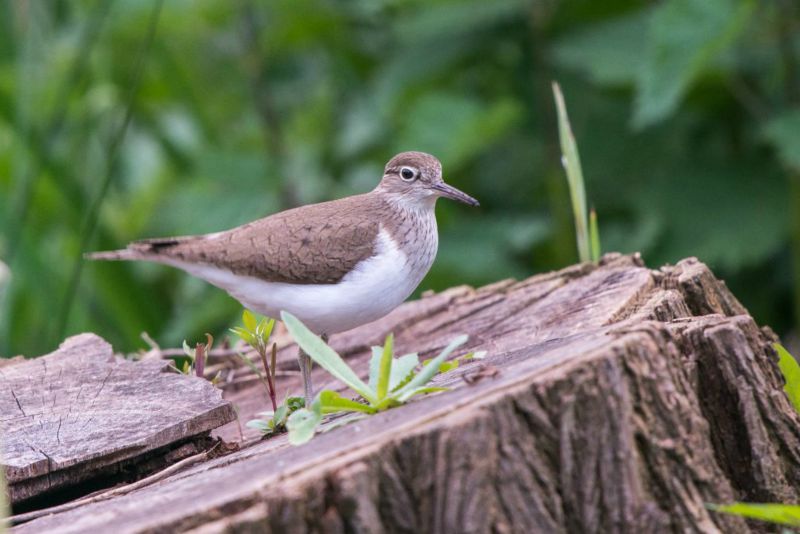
[552, 81, 590, 263]
[281, 311, 376, 403]
[376, 334, 393, 400]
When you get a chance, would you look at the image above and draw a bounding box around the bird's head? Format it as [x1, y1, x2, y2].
[376, 151, 479, 209]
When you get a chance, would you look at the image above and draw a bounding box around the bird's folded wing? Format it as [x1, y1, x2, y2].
[129, 200, 382, 285]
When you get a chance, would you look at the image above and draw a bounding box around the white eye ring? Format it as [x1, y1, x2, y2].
[400, 166, 419, 182]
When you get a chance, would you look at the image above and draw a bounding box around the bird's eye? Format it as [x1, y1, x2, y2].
[400, 167, 418, 181]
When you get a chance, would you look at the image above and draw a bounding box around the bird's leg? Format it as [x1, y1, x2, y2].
[298, 333, 328, 408]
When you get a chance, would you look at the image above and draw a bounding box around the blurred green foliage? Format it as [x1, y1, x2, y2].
[0, 0, 798, 357]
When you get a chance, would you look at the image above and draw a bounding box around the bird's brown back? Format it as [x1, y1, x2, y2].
[130, 193, 387, 284]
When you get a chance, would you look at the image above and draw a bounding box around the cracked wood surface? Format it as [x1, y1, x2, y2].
[1, 334, 236, 505]
[10, 254, 800, 533]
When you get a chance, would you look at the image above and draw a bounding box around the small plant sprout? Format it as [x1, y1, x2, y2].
[230, 309, 279, 411]
[281, 311, 477, 445]
[178, 333, 220, 384]
[246, 396, 305, 435]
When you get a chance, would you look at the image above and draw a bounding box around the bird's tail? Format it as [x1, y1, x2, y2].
[84, 249, 141, 261]
[85, 236, 192, 262]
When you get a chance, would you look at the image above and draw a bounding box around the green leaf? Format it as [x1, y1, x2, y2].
[273, 403, 289, 425]
[423, 357, 459, 373]
[394, 335, 468, 400]
[281, 311, 377, 403]
[389, 353, 419, 392]
[396, 92, 522, 168]
[285, 396, 305, 412]
[708, 503, 800, 527]
[287, 398, 323, 446]
[230, 327, 255, 346]
[762, 109, 800, 173]
[318, 390, 376, 414]
[376, 334, 394, 400]
[633, 0, 754, 128]
[368, 346, 383, 391]
[776, 343, 800, 414]
[397, 386, 450, 403]
[242, 309, 258, 332]
[245, 419, 271, 432]
[551, 9, 650, 86]
[182, 339, 194, 359]
[256, 317, 276, 344]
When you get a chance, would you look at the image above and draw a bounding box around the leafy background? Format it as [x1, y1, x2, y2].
[1, 0, 798, 357]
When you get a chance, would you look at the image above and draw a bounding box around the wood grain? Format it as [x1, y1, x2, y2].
[0, 334, 236, 506]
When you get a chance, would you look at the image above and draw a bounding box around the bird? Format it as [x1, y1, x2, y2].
[88, 151, 479, 407]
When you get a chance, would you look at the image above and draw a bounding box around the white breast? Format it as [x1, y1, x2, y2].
[170, 226, 436, 334]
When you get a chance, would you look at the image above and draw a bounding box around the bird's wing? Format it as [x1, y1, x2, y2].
[94, 196, 383, 285]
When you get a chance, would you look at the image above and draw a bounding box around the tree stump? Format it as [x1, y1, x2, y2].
[7, 254, 800, 533]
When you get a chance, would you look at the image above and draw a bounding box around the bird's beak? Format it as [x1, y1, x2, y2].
[432, 182, 480, 207]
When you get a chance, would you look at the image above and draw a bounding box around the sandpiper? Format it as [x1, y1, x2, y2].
[89, 151, 479, 406]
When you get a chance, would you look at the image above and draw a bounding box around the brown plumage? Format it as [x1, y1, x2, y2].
[91, 194, 383, 284]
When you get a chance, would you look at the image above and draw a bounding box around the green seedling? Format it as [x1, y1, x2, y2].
[231, 310, 279, 411]
[246, 396, 305, 435]
[281, 311, 472, 445]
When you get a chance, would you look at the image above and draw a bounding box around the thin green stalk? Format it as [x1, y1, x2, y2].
[589, 208, 602, 262]
[54, 0, 164, 343]
[552, 81, 591, 263]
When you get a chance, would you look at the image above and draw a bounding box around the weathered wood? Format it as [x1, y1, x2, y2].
[0, 333, 236, 506]
[9, 254, 800, 533]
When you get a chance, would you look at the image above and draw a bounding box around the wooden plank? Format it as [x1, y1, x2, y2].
[9, 254, 800, 532]
[1, 334, 236, 505]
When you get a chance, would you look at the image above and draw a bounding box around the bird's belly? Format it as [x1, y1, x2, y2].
[178, 228, 435, 334]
